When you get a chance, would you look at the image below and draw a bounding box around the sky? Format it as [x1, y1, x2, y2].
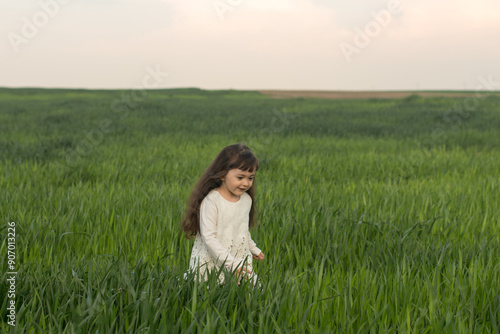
[1, 0, 499, 91]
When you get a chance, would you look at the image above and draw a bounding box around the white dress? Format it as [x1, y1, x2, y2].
[187, 188, 262, 284]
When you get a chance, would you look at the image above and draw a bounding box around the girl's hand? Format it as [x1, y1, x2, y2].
[235, 263, 252, 285]
[235, 264, 252, 276]
[253, 252, 264, 261]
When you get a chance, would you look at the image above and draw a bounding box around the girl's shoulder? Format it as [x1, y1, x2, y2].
[241, 191, 251, 203]
[203, 188, 219, 203]
[205, 188, 219, 200]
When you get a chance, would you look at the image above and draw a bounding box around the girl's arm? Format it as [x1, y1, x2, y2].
[248, 232, 264, 261]
[247, 231, 262, 256]
[200, 197, 247, 271]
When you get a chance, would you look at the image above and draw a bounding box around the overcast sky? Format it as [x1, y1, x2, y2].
[1, 0, 499, 91]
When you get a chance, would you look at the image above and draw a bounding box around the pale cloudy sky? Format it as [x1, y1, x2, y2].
[1, 0, 499, 90]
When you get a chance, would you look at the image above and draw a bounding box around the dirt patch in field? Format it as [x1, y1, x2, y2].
[258, 90, 491, 100]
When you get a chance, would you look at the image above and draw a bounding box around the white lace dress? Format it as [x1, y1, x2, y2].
[187, 188, 262, 284]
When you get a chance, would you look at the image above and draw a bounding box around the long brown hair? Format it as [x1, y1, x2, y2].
[180, 143, 259, 239]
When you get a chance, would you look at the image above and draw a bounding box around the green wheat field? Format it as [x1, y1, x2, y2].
[1, 87, 499, 333]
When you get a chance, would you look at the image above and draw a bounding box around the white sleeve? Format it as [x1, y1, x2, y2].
[248, 231, 262, 256]
[200, 197, 245, 270]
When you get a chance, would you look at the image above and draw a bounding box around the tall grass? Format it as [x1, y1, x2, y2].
[1, 88, 499, 332]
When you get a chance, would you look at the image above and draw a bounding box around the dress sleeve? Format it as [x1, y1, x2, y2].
[200, 196, 245, 270]
[248, 231, 262, 256]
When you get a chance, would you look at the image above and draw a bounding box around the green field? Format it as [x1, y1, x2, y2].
[1, 87, 499, 333]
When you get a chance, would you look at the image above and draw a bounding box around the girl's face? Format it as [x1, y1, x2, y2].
[220, 168, 256, 198]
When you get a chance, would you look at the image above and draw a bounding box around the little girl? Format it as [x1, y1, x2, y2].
[181, 143, 265, 285]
